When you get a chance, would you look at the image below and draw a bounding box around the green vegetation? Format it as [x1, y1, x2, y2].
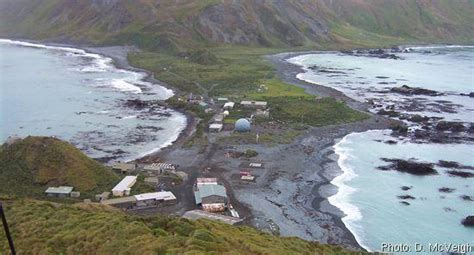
[131, 48, 368, 128]
[0, 198, 356, 254]
[244, 149, 259, 158]
[268, 97, 368, 127]
[128, 47, 279, 96]
[0, 136, 119, 198]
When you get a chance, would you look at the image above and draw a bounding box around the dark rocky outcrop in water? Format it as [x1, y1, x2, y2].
[398, 195, 416, 200]
[390, 85, 441, 96]
[438, 187, 455, 193]
[400, 186, 412, 191]
[435, 121, 466, 132]
[460, 195, 474, 202]
[400, 201, 410, 206]
[461, 216, 474, 227]
[124, 99, 150, 109]
[378, 158, 437, 175]
[437, 160, 474, 170]
[459, 92, 474, 97]
[408, 114, 431, 123]
[340, 48, 401, 59]
[447, 170, 474, 178]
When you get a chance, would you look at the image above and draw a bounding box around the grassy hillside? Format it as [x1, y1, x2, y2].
[0, 0, 472, 50]
[0, 136, 119, 198]
[0, 198, 356, 254]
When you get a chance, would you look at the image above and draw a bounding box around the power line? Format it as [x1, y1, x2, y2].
[0, 202, 16, 255]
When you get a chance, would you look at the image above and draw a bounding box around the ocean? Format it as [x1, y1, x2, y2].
[0, 39, 187, 163]
[289, 46, 474, 253]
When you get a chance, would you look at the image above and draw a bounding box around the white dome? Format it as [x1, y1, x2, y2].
[235, 118, 251, 132]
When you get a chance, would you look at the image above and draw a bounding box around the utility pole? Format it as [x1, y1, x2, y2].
[0, 202, 16, 255]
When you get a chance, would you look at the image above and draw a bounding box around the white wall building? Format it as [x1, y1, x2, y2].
[112, 176, 137, 197]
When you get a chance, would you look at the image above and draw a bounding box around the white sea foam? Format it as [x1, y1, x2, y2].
[0, 38, 113, 73]
[121, 115, 137, 119]
[329, 132, 372, 252]
[405, 45, 474, 51]
[110, 79, 142, 93]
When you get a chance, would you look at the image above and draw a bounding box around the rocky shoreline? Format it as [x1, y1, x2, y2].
[34, 42, 397, 250]
[266, 52, 398, 250]
[95, 46, 397, 250]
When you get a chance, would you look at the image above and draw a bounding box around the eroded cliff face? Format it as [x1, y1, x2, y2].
[0, 0, 473, 48]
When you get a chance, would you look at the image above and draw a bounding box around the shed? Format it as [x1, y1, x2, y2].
[249, 163, 263, 168]
[45, 186, 74, 198]
[111, 176, 137, 197]
[95, 192, 111, 202]
[214, 114, 224, 123]
[70, 191, 81, 198]
[223, 102, 235, 109]
[241, 175, 255, 181]
[143, 163, 176, 175]
[209, 123, 223, 132]
[101, 196, 137, 209]
[134, 191, 177, 205]
[144, 177, 159, 185]
[112, 163, 137, 174]
[217, 97, 228, 102]
[240, 100, 267, 109]
[198, 102, 209, 108]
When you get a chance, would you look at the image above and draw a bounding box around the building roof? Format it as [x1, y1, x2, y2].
[241, 175, 255, 181]
[112, 163, 136, 171]
[209, 123, 223, 130]
[45, 186, 74, 194]
[143, 163, 175, 171]
[144, 177, 159, 183]
[240, 100, 267, 106]
[112, 176, 137, 192]
[214, 114, 224, 122]
[249, 163, 263, 168]
[101, 196, 137, 205]
[196, 178, 218, 185]
[134, 191, 176, 201]
[183, 210, 242, 225]
[223, 102, 235, 108]
[194, 184, 227, 204]
[217, 97, 228, 101]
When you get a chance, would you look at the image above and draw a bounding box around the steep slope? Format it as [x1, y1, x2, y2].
[0, 198, 357, 254]
[0, 0, 472, 50]
[0, 136, 119, 197]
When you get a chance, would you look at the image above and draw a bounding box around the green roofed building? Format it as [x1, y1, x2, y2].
[194, 183, 227, 213]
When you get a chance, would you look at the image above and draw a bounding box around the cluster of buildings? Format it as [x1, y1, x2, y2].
[102, 191, 177, 210]
[208, 97, 269, 133]
[102, 175, 177, 210]
[240, 162, 263, 182]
